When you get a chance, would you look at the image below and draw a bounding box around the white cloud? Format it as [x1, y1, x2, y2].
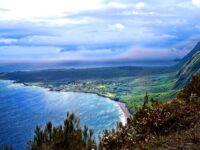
[0, 38, 17, 44]
[127, 11, 155, 16]
[30, 18, 90, 26]
[135, 2, 145, 10]
[0, 45, 120, 62]
[192, 0, 200, 7]
[0, 0, 199, 62]
[0, 0, 104, 20]
[108, 23, 125, 31]
[0, 46, 84, 62]
[159, 34, 176, 39]
[107, 2, 127, 9]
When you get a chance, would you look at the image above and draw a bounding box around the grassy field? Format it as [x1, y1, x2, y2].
[84, 72, 179, 112]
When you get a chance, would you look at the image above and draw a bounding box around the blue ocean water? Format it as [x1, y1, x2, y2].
[0, 80, 125, 150]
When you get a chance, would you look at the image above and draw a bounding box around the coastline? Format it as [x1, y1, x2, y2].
[1, 79, 131, 123]
[118, 102, 131, 119]
[48, 85, 132, 122]
[0, 79, 130, 148]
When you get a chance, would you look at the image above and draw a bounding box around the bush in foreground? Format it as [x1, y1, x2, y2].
[100, 74, 200, 149]
[27, 112, 96, 150]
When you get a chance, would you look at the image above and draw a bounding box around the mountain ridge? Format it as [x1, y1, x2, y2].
[177, 41, 200, 67]
[174, 42, 200, 88]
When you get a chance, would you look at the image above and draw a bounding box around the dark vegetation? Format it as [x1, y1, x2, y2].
[27, 113, 96, 150]
[99, 74, 200, 149]
[0, 67, 173, 82]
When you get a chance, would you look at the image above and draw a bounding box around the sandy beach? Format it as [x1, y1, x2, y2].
[118, 102, 131, 119]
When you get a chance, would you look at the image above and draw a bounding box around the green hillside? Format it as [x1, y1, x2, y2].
[174, 51, 200, 88]
[177, 42, 200, 67]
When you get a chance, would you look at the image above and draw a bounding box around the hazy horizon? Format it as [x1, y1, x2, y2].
[0, 59, 177, 73]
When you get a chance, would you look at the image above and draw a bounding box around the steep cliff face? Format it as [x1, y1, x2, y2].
[174, 47, 200, 88]
[177, 42, 200, 67]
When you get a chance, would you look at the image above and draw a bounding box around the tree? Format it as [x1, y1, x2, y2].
[143, 92, 149, 107]
[27, 113, 96, 150]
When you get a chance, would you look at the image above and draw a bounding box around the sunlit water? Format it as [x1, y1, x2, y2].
[0, 80, 125, 150]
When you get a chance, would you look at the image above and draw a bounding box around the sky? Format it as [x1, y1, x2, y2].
[0, 0, 200, 63]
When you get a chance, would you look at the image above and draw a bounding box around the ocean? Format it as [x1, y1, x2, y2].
[0, 80, 125, 150]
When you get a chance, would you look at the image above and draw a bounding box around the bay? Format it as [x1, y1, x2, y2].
[0, 80, 125, 150]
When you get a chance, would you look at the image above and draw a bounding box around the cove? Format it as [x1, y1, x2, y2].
[0, 80, 125, 150]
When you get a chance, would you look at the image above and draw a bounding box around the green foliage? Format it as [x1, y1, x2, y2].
[177, 74, 200, 101]
[27, 112, 96, 150]
[99, 122, 133, 150]
[100, 74, 200, 150]
[175, 51, 200, 88]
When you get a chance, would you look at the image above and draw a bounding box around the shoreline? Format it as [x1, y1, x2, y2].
[1, 79, 131, 123]
[48, 86, 132, 121]
[118, 102, 131, 119]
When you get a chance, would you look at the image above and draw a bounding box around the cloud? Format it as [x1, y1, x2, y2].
[0, 0, 200, 62]
[108, 23, 125, 31]
[30, 18, 90, 26]
[0, 8, 9, 12]
[0, 38, 17, 44]
[192, 0, 200, 7]
[124, 10, 155, 16]
[0, 0, 104, 20]
[171, 35, 200, 53]
[119, 46, 179, 60]
[0, 45, 124, 62]
[135, 2, 145, 9]
[0, 46, 84, 62]
[107, 2, 127, 9]
[159, 34, 177, 39]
